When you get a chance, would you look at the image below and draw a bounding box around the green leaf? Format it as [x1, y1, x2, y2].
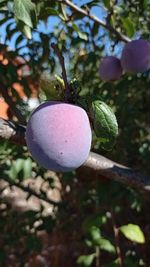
[15, 158, 24, 173]
[22, 24, 32, 39]
[0, 5, 7, 11]
[143, 0, 148, 8]
[8, 158, 24, 180]
[96, 238, 115, 253]
[8, 165, 17, 180]
[119, 224, 145, 244]
[90, 100, 118, 150]
[103, 0, 110, 8]
[59, 3, 68, 21]
[83, 214, 107, 233]
[16, 20, 32, 39]
[13, 0, 37, 28]
[45, 7, 59, 16]
[77, 254, 96, 267]
[87, 225, 115, 253]
[85, 239, 93, 247]
[72, 23, 88, 41]
[121, 18, 135, 38]
[23, 158, 32, 179]
[0, 0, 7, 9]
[89, 226, 101, 243]
[36, 2, 45, 16]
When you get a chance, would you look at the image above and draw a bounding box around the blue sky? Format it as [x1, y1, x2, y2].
[0, 0, 105, 47]
[0, 1, 121, 56]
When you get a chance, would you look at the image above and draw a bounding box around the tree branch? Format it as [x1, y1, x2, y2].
[58, 0, 131, 43]
[0, 118, 150, 197]
[81, 153, 150, 196]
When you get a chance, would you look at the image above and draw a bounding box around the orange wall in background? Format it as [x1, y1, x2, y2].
[0, 49, 39, 120]
[0, 99, 11, 120]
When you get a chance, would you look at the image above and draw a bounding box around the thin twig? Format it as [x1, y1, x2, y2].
[0, 82, 26, 125]
[58, 0, 131, 43]
[111, 208, 123, 267]
[51, 43, 70, 100]
[95, 247, 100, 267]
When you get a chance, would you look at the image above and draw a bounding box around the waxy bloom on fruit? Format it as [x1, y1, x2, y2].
[121, 39, 150, 74]
[26, 101, 92, 172]
[99, 56, 122, 81]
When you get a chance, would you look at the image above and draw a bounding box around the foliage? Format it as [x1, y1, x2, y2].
[0, 0, 150, 266]
[119, 224, 145, 244]
[90, 100, 118, 150]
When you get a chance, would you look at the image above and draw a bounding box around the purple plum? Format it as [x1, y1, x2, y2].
[99, 56, 122, 81]
[121, 39, 150, 74]
[26, 101, 92, 172]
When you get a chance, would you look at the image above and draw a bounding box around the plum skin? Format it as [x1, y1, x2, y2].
[99, 56, 122, 81]
[26, 101, 92, 172]
[121, 39, 150, 74]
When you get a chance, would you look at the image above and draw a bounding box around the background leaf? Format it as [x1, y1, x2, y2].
[121, 17, 135, 38]
[119, 224, 145, 244]
[72, 23, 88, 41]
[96, 238, 115, 253]
[77, 254, 96, 267]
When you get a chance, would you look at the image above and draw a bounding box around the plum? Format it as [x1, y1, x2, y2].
[99, 56, 122, 81]
[26, 101, 92, 172]
[121, 39, 150, 74]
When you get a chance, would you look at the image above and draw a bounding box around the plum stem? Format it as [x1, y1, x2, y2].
[51, 43, 70, 102]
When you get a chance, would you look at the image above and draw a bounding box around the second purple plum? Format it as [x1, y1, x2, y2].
[121, 39, 150, 74]
[99, 56, 122, 82]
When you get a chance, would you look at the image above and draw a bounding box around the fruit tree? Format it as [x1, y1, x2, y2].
[0, 0, 150, 266]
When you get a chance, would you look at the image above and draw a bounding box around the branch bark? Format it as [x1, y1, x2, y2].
[0, 117, 150, 197]
[82, 152, 150, 196]
[58, 0, 131, 43]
